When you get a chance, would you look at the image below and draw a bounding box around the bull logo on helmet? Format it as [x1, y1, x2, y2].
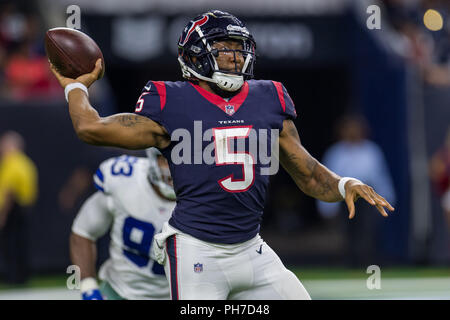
[179, 15, 209, 47]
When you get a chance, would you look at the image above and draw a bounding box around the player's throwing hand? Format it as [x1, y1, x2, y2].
[50, 58, 103, 89]
[343, 179, 395, 219]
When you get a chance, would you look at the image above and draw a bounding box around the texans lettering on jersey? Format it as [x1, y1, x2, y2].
[135, 80, 297, 244]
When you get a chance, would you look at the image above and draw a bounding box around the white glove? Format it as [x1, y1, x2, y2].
[151, 222, 178, 265]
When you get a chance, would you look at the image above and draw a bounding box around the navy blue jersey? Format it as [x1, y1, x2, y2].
[135, 80, 296, 244]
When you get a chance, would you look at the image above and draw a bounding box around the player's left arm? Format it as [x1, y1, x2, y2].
[278, 119, 395, 219]
[71, 192, 113, 275]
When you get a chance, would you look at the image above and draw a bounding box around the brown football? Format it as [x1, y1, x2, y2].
[45, 27, 105, 79]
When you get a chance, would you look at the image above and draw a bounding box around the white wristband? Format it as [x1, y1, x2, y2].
[65, 82, 88, 102]
[338, 177, 361, 199]
[80, 277, 99, 292]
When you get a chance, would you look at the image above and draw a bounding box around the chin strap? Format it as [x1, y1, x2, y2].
[212, 72, 243, 92]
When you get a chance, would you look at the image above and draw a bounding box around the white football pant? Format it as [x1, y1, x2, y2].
[159, 223, 311, 300]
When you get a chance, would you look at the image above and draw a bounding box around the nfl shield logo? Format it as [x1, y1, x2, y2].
[225, 105, 235, 116]
[194, 263, 203, 273]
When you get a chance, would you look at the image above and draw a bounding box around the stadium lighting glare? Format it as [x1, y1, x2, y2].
[423, 9, 444, 31]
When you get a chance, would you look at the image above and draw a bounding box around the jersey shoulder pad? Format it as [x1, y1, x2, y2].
[247, 80, 297, 120]
[134, 81, 169, 122]
[93, 155, 147, 194]
[134, 80, 190, 111]
[270, 80, 297, 120]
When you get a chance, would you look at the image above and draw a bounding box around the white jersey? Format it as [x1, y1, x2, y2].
[71, 155, 176, 300]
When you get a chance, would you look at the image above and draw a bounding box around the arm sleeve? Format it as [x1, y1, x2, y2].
[272, 81, 297, 120]
[133, 80, 166, 125]
[71, 191, 113, 241]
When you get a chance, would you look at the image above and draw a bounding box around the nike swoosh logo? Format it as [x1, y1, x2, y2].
[256, 244, 263, 254]
[144, 84, 152, 91]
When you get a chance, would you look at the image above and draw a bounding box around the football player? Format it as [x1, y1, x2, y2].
[70, 148, 175, 300]
[51, 10, 394, 299]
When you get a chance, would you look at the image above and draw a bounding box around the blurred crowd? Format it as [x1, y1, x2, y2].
[382, 0, 450, 86]
[1, 0, 450, 99]
[0, 131, 38, 284]
[430, 127, 450, 230]
[0, 1, 62, 102]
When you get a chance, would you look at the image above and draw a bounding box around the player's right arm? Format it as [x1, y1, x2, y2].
[50, 59, 170, 150]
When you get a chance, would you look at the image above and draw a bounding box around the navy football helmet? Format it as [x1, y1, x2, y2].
[178, 10, 256, 92]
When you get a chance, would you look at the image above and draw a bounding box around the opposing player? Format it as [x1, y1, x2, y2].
[51, 10, 394, 299]
[70, 148, 176, 300]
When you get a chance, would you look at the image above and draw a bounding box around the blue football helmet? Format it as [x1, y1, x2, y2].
[178, 10, 256, 92]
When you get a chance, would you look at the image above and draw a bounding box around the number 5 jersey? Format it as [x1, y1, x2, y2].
[134, 80, 296, 244]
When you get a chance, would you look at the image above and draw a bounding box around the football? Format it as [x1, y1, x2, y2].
[45, 27, 105, 79]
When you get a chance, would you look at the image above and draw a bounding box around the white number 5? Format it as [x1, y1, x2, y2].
[135, 92, 149, 112]
[213, 126, 255, 192]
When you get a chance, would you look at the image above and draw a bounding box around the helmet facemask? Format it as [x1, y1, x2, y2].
[209, 38, 254, 92]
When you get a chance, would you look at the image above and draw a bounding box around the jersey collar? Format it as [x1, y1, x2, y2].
[189, 81, 249, 116]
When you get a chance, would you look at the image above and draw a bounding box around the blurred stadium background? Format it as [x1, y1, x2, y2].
[0, 0, 449, 299]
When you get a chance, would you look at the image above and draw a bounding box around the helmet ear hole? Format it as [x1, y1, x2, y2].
[188, 55, 202, 70]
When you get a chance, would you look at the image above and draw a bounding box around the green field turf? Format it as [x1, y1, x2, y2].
[1, 266, 449, 299]
[0, 275, 68, 290]
[291, 266, 450, 299]
[291, 266, 450, 280]
[1, 266, 449, 290]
